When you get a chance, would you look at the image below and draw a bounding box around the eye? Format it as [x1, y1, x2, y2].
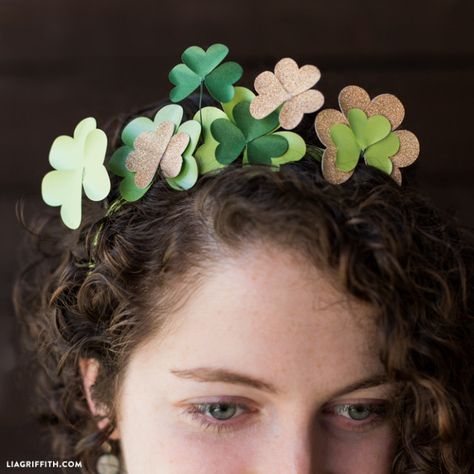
[336, 403, 373, 420]
[181, 399, 257, 434]
[323, 401, 389, 432]
[202, 402, 239, 420]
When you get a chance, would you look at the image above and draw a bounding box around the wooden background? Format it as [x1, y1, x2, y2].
[1, 0, 473, 463]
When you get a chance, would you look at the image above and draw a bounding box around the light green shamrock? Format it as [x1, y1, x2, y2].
[169, 43, 243, 103]
[108, 104, 201, 201]
[330, 108, 399, 175]
[193, 87, 306, 173]
[41, 117, 111, 229]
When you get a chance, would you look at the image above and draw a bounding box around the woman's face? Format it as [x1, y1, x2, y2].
[114, 245, 396, 473]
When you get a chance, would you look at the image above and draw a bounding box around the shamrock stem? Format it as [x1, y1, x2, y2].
[199, 81, 203, 140]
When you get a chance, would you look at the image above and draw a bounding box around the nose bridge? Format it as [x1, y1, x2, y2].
[266, 414, 319, 474]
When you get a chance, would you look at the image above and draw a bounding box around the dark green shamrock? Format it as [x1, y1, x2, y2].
[169, 43, 243, 103]
[211, 101, 288, 165]
[192, 87, 306, 172]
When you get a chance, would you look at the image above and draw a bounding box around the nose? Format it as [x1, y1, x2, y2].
[253, 420, 322, 474]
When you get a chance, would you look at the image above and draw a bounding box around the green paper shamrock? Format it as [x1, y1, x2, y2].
[41, 117, 111, 229]
[108, 104, 201, 201]
[330, 108, 399, 174]
[169, 43, 243, 103]
[193, 87, 306, 171]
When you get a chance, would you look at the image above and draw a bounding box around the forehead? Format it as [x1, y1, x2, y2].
[139, 244, 381, 396]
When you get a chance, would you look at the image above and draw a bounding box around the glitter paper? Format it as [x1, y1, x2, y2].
[321, 146, 353, 184]
[126, 121, 175, 189]
[338, 85, 371, 116]
[279, 89, 325, 130]
[315, 109, 348, 146]
[250, 57, 324, 129]
[391, 130, 420, 167]
[366, 94, 405, 129]
[160, 132, 190, 178]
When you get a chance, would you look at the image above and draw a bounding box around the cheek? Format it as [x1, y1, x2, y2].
[117, 393, 259, 474]
[318, 423, 395, 474]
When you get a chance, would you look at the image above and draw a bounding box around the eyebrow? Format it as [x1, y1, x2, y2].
[170, 366, 390, 397]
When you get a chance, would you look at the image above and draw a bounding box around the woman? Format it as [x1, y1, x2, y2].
[13, 49, 474, 473]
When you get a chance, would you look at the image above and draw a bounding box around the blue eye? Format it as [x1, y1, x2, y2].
[204, 402, 238, 420]
[332, 403, 387, 422]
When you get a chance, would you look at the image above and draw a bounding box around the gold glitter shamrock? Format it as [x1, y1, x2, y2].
[249, 57, 324, 130]
[314, 85, 420, 185]
[126, 121, 189, 189]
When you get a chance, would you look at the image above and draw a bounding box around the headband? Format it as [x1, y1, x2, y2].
[41, 43, 420, 230]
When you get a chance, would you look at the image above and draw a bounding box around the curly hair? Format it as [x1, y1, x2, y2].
[13, 94, 474, 473]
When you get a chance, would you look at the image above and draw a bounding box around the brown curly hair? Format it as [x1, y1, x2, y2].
[13, 94, 474, 473]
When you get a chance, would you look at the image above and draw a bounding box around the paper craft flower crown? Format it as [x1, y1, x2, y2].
[41, 43, 420, 230]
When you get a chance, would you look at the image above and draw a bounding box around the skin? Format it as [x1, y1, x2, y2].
[80, 244, 396, 473]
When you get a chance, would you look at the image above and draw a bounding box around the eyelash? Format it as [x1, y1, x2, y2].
[182, 399, 389, 435]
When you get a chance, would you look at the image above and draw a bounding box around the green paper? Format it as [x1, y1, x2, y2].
[221, 87, 255, 122]
[181, 44, 229, 78]
[165, 154, 198, 191]
[41, 117, 111, 229]
[178, 119, 201, 158]
[364, 153, 394, 175]
[211, 118, 246, 164]
[169, 43, 242, 104]
[165, 119, 201, 191]
[233, 101, 280, 142]
[82, 129, 110, 201]
[108, 145, 149, 201]
[204, 61, 243, 102]
[193, 106, 228, 174]
[270, 132, 307, 168]
[330, 123, 361, 172]
[246, 134, 288, 165]
[363, 132, 399, 174]
[121, 117, 155, 147]
[169, 64, 202, 103]
[154, 104, 183, 130]
[347, 108, 391, 150]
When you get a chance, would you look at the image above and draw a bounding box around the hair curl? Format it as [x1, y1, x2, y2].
[13, 94, 474, 473]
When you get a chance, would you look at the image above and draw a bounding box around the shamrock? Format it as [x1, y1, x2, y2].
[169, 43, 243, 103]
[41, 117, 111, 229]
[314, 85, 420, 185]
[250, 57, 324, 130]
[108, 104, 201, 201]
[192, 87, 306, 172]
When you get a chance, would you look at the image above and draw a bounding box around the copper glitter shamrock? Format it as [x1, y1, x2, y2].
[125, 121, 189, 189]
[249, 57, 324, 130]
[314, 85, 420, 185]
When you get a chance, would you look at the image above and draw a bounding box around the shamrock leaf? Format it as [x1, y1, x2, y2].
[315, 85, 420, 185]
[108, 104, 201, 200]
[169, 43, 243, 103]
[329, 123, 361, 172]
[41, 117, 111, 229]
[195, 86, 306, 168]
[250, 57, 324, 130]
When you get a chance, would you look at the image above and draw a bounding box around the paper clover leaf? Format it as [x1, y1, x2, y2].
[169, 43, 243, 103]
[193, 86, 306, 171]
[41, 117, 111, 229]
[249, 58, 324, 130]
[108, 104, 201, 201]
[314, 85, 420, 185]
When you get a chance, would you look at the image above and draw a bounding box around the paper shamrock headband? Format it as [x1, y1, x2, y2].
[41, 43, 420, 229]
